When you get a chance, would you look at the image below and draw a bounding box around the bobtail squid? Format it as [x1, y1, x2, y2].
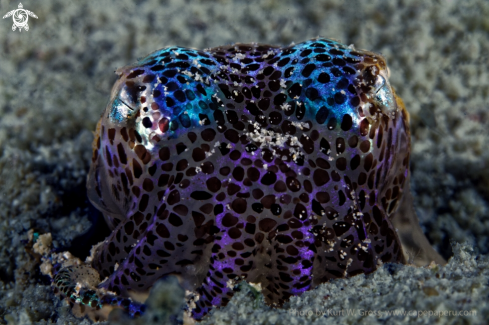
[52, 38, 445, 320]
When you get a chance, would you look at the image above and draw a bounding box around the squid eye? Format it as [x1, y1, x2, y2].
[373, 74, 396, 115]
[108, 82, 143, 123]
[109, 97, 135, 123]
[374, 75, 386, 94]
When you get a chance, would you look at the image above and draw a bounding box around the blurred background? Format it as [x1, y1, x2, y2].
[0, 0, 488, 324]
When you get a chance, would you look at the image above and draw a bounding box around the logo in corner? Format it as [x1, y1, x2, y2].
[3, 3, 37, 32]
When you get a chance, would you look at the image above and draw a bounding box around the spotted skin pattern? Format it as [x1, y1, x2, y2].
[56, 38, 411, 319]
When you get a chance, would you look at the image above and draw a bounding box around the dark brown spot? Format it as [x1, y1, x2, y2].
[261, 171, 277, 185]
[206, 177, 222, 192]
[159, 147, 170, 161]
[231, 198, 247, 214]
[192, 148, 206, 162]
[142, 178, 154, 192]
[169, 213, 183, 227]
[201, 128, 216, 142]
[222, 214, 239, 227]
[259, 218, 277, 232]
[313, 169, 329, 186]
[133, 159, 143, 178]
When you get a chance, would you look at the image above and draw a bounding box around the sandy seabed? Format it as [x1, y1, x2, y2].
[0, 1, 488, 324]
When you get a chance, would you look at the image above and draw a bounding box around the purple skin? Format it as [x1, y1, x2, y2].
[56, 38, 412, 320]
